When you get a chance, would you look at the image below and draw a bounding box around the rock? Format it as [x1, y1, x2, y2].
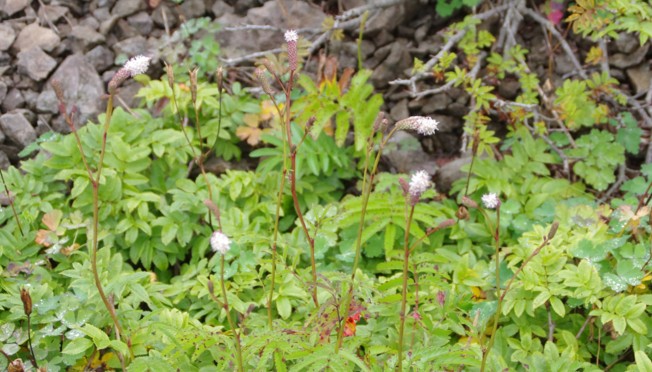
[366, 44, 392, 69]
[127, 11, 153, 35]
[14, 23, 60, 52]
[35, 114, 52, 136]
[0, 24, 16, 51]
[366, 1, 421, 35]
[497, 78, 520, 100]
[70, 25, 106, 49]
[610, 44, 649, 69]
[417, 93, 452, 114]
[80, 16, 100, 30]
[614, 32, 639, 54]
[446, 102, 469, 117]
[435, 154, 472, 193]
[384, 131, 438, 175]
[38, 5, 68, 24]
[211, 1, 234, 17]
[373, 29, 394, 48]
[390, 99, 409, 122]
[152, 4, 178, 28]
[2, 88, 24, 111]
[115, 81, 142, 108]
[430, 114, 461, 133]
[36, 90, 58, 114]
[554, 53, 575, 76]
[17, 47, 57, 81]
[179, 0, 206, 19]
[112, 35, 147, 57]
[85, 45, 115, 72]
[371, 40, 411, 88]
[626, 63, 652, 95]
[0, 126, 4, 143]
[111, 0, 144, 17]
[22, 90, 38, 110]
[216, 1, 324, 60]
[414, 23, 430, 43]
[0, 151, 9, 169]
[0, 111, 36, 147]
[44, 54, 104, 126]
[0, 81, 6, 102]
[2, 0, 29, 16]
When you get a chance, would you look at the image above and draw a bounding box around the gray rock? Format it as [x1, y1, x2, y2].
[614, 32, 639, 54]
[14, 23, 60, 52]
[366, 43, 392, 69]
[435, 154, 472, 193]
[35, 114, 52, 136]
[0, 111, 36, 147]
[2, 0, 29, 16]
[430, 114, 461, 133]
[17, 47, 57, 81]
[85, 45, 115, 72]
[22, 90, 38, 110]
[100, 0, 146, 34]
[179, 0, 206, 19]
[70, 25, 106, 49]
[2, 88, 24, 111]
[115, 81, 142, 109]
[498, 78, 520, 100]
[0, 151, 9, 169]
[626, 63, 652, 95]
[371, 40, 411, 88]
[44, 54, 104, 126]
[80, 16, 100, 30]
[610, 44, 649, 69]
[366, 1, 421, 35]
[36, 90, 58, 114]
[112, 35, 147, 57]
[384, 131, 438, 175]
[38, 5, 68, 24]
[211, 1, 234, 17]
[390, 99, 409, 122]
[0, 81, 6, 102]
[0, 127, 4, 143]
[152, 4, 178, 28]
[554, 53, 575, 76]
[446, 102, 469, 117]
[217, 1, 324, 60]
[0, 24, 16, 51]
[127, 11, 153, 35]
[417, 93, 452, 114]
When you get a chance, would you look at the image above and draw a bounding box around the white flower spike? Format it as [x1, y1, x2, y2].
[284, 29, 298, 43]
[482, 193, 500, 209]
[210, 231, 231, 255]
[409, 170, 431, 198]
[123, 55, 151, 77]
[395, 116, 439, 136]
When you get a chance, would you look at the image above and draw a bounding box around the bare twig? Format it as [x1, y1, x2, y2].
[222, 48, 283, 66]
[521, 8, 587, 79]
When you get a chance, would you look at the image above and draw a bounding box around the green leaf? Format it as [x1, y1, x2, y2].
[277, 296, 292, 319]
[549, 296, 565, 317]
[62, 337, 93, 355]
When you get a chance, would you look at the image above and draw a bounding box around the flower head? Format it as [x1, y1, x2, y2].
[481, 193, 500, 209]
[395, 116, 439, 136]
[210, 231, 231, 254]
[284, 29, 298, 43]
[409, 170, 431, 198]
[123, 55, 151, 77]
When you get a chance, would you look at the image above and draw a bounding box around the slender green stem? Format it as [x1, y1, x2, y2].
[220, 255, 244, 372]
[480, 206, 501, 371]
[336, 128, 398, 351]
[0, 169, 23, 236]
[265, 92, 289, 327]
[397, 206, 416, 371]
[25, 313, 37, 368]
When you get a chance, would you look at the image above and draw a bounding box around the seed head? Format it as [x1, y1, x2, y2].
[408, 170, 431, 205]
[481, 193, 500, 209]
[210, 231, 231, 255]
[285, 30, 299, 71]
[395, 116, 439, 136]
[123, 55, 151, 77]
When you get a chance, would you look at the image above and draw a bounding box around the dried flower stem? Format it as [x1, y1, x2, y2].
[54, 86, 126, 365]
[397, 205, 416, 371]
[283, 70, 319, 307]
[0, 169, 24, 236]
